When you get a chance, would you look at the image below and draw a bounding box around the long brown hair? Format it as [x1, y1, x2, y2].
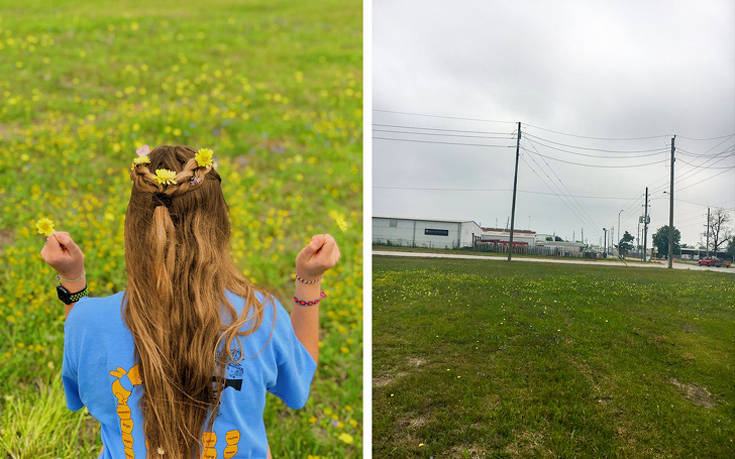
[123, 145, 268, 457]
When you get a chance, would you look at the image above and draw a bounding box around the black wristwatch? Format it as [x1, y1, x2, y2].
[56, 284, 89, 305]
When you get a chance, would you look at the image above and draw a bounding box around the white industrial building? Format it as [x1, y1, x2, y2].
[373, 217, 482, 249]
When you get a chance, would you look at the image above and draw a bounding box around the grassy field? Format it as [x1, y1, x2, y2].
[372, 244, 656, 264]
[373, 256, 735, 457]
[0, 0, 361, 456]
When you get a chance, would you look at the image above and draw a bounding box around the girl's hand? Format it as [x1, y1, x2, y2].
[40, 231, 85, 279]
[295, 234, 340, 280]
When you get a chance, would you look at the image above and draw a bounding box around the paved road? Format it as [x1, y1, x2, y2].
[373, 250, 735, 274]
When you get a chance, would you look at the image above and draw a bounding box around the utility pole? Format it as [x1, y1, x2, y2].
[668, 136, 676, 268]
[581, 228, 584, 245]
[643, 186, 649, 262]
[706, 207, 710, 258]
[507, 122, 521, 262]
[618, 209, 624, 251]
[603, 228, 607, 256]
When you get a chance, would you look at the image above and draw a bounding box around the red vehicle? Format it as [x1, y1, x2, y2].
[699, 257, 732, 268]
[699, 258, 717, 266]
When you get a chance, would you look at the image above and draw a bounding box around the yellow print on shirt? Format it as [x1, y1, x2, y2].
[200, 429, 241, 459]
[110, 364, 142, 459]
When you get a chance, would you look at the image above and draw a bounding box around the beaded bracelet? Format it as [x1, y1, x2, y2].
[294, 290, 327, 307]
[295, 273, 322, 285]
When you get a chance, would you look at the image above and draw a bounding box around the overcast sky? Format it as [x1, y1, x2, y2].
[373, 0, 735, 247]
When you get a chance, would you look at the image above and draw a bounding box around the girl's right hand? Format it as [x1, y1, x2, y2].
[295, 234, 340, 280]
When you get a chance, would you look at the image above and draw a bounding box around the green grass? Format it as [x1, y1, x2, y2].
[0, 0, 361, 456]
[373, 244, 654, 264]
[373, 256, 735, 457]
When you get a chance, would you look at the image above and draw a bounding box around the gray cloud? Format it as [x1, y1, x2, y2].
[373, 0, 735, 246]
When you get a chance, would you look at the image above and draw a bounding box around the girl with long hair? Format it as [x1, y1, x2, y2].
[40, 145, 340, 457]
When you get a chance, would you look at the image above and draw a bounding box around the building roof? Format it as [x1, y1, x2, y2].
[374, 216, 481, 226]
[481, 227, 536, 235]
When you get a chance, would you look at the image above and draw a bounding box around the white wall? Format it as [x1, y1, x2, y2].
[373, 218, 474, 249]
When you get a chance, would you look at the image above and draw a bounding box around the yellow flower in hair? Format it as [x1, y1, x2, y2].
[154, 168, 177, 186]
[36, 217, 55, 236]
[195, 148, 215, 168]
[133, 155, 150, 166]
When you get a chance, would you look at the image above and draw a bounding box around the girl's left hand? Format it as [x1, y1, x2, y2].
[40, 231, 85, 279]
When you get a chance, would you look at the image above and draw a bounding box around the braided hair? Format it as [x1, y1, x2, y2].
[122, 145, 269, 457]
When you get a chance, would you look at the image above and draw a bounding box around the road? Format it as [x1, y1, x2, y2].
[373, 250, 735, 274]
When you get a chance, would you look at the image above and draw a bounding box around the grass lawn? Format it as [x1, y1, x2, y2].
[372, 244, 654, 264]
[373, 255, 735, 457]
[0, 0, 361, 456]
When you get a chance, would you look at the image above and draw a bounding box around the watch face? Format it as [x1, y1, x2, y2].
[57, 284, 72, 304]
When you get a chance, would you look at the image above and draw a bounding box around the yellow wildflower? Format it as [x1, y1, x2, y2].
[337, 433, 353, 445]
[133, 155, 150, 166]
[154, 169, 177, 186]
[195, 148, 215, 168]
[328, 210, 348, 232]
[36, 217, 55, 236]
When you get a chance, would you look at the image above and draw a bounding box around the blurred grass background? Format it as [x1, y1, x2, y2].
[0, 0, 362, 456]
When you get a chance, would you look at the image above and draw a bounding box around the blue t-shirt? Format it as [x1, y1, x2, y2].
[62, 289, 316, 458]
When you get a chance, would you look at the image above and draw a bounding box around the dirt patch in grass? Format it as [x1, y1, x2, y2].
[407, 357, 425, 367]
[445, 443, 487, 458]
[0, 228, 13, 249]
[670, 378, 714, 408]
[373, 371, 408, 388]
[505, 431, 548, 457]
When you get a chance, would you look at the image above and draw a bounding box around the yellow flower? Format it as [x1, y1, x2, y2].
[195, 148, 214, 168]
[337, 433, 353, 445]
[154, 169, 177, 186]
[328, 210, 348, 232]
[36, 217, 55, 236]
[133, 155, 150, 165]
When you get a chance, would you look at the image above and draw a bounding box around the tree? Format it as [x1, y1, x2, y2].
[554, 235, 563, 241]
[704, 208, 732, 254]
[652, 225, 681, 258]
[617, 231, 634, 257]
[545, 236, 553, 241]
[727, 236, 735, 261]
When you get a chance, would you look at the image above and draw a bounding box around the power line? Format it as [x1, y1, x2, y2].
[676, 167, 734, 192]
[521, 144, 668, 168]
[677, 133, 735, 141]
[523, 122, 670, 141]
[519, 153, 594, 228]
[678, 157, 735, 169]
[373, 123, 514, 135]
[375, 186, 635, 200]
[373, 136, 516, 148]
[373, 128, 516, 140]
[523, 139, 600, 228]
[522, 132, 669, 158]
[522, 130, 669, 154]
[373, 108, 516, 124]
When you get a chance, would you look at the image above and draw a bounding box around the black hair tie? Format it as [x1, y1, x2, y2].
[152, 192, 173, 208]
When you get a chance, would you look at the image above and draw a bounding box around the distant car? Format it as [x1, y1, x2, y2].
[698, 258, 717, 266]
[698, 258, 731, 268]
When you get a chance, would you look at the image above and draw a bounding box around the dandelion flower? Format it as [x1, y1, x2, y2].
[195, 148, 215, 168]
[328, 210, 348, 232]
[133, 155, 150, 166]
[154, 169, 177, 186]
[337, 433, 354, 445]
[36, 217, 55, 236]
